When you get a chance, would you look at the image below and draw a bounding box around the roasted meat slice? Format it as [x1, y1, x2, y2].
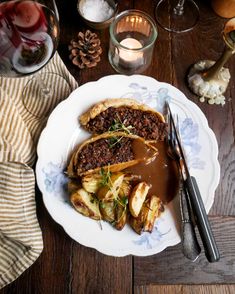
[79, 98, 167, 141]
[67, 132, 158, 177]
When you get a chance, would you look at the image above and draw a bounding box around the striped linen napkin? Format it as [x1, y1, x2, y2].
[0, 52, 78, 289]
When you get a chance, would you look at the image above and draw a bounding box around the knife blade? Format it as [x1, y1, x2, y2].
[166, 101, 220, 263]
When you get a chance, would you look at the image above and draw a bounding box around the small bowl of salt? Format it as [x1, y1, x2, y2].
[77, 0, 118, 30]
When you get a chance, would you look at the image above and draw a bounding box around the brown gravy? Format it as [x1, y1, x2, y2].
[131, 138, 158, 161]
[126, 141, 179, 204]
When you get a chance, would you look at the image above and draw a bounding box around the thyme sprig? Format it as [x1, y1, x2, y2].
[116, 196, 128, 208]
[107, 136, 123, 148]
[111, 196, 128, 225]
[107, 115, 134, 148]
[100, 166, 112, 187]
[99, 165, 117, 196]
[109, 115, 134, 134]
[89, 194, 103, 230]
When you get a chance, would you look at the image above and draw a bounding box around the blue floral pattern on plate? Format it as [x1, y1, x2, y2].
[133, 218, 171, 249]
[180, 118, 205, 170]
[122, 83, 172, 112]
[42, 162, 68, 202]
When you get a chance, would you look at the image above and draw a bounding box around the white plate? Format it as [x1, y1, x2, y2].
[36, 75, 220, 257]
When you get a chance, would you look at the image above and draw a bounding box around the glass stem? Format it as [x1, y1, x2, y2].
[52, 0, 59, 22]
[174, 0, 185, 16]
[36, 74, 51, 99]
[202, 47, 234, 81]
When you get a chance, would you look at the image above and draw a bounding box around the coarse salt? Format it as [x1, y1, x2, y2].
[80, 0, 114, 22]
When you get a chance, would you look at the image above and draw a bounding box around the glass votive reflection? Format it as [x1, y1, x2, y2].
[108, 10, 157, 74]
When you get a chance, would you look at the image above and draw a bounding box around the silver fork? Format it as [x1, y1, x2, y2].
[166, 112, 201, 261]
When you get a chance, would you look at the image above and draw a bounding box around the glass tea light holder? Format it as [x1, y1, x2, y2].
[188, 18, 235, 106]
[108, 10, 158, 74]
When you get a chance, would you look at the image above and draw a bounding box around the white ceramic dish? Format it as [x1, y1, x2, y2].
[36, 75, 220, 256]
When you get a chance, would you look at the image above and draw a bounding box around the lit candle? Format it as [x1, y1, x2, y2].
[109, 10, 157, 74]
[118, 37, 143, 66]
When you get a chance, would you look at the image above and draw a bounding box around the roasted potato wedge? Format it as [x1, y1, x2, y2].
[97, 172, 124, 200]
[82, 173, 102, 193]
[129, 195, 164, 234]
[99, 200, 115, 222]
[70, 188, 101, 220]
[119, 179, 132, 198]
[129, 182, 150, 217]
[129, 205, 148, 235]
[115, 204, 127, 230]
[144, 195, 164, 232]
[114, 195, 128, 230]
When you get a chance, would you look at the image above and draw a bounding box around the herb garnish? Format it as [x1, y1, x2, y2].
[112, 196, 128, 225]
[107, 136, 123, 148]
[108, 115, 134, 134]
[100, 166, 112, 187]
[120, 196, 128, 206]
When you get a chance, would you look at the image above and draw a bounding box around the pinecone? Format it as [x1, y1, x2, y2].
[69, 30, 102, 69]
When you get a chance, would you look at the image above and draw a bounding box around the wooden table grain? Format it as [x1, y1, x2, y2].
[1, 0, 235, 293]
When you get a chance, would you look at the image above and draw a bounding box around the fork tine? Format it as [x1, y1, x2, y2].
[166, 108, 177, 161]
[165, 104, 171, 145]
[170, 114, 177, 150]
[169, 113, 174, 145]
[165, 103, 182, 162]
[175, 114, 180, 137]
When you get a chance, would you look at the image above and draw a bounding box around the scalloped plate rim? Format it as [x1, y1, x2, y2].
[36, 74, 220, 257]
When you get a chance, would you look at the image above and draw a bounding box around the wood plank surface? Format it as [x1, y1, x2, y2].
[135, 285, 235, 294]
[70, 245, 132, 294]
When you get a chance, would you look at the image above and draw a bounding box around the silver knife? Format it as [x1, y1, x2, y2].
[180, 182, 201, 261]
[166, 101, 220, 263]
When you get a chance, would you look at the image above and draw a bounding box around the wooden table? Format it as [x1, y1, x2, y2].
[2, 0, 235, 293]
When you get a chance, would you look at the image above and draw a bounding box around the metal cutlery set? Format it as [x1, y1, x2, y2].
[165, 101, 220, 263]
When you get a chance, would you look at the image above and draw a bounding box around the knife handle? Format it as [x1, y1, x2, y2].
[185, 176, 220, 263]
[180, 186, 201, 261]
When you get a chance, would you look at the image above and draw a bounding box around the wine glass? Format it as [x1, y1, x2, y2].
[155, 0, 199, 33]
[0, 0, 71, 118]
